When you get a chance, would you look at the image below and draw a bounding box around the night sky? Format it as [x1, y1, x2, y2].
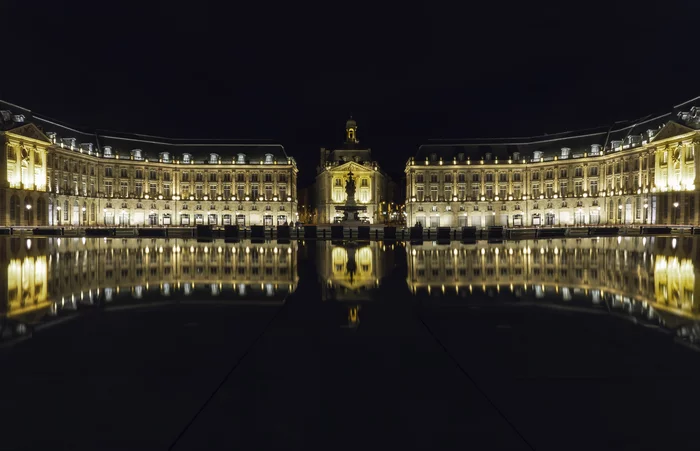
[2, 1, 698, 186]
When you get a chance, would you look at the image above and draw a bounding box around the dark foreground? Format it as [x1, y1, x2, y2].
[1, 237, 699, 450]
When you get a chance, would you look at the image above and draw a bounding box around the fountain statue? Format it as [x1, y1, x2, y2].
[334, 170, 367, 225]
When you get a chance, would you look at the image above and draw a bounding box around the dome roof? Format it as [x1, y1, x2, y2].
[346, 117, 357, 128]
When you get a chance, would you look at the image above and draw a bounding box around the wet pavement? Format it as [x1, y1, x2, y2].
[1, 236, 699, 450]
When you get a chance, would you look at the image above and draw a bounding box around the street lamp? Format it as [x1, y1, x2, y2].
[673, 201, 680, 224]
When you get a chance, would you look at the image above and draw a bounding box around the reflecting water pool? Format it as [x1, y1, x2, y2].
[3, 236, 699, 347]
[2, 236, 700, 450]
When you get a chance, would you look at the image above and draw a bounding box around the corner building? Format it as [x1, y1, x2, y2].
[406, 96, 700, 228]
[0, 101, 298, 227]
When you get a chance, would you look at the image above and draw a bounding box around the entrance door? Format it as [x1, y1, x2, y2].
[195, 214, 204, 224]
[222, 214, 232, 225]
[149, 213, 158, 225]
[575, 211, 585, 225]
[513, 215, 523, 226]
[458, 216, 468, 227]
[545, 213, 555, 225]
[72, 202, 80, 226]
[236, 214, 246, 226]
[208, 214, 217, 225]
[264, 215, 273, 226]
[429, 216, 440, 228]
[277, 215, 287, 225]
[483, 214, 495, 227]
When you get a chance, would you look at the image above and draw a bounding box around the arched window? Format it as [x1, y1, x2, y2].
[9, 195, 19, 224]
[64, 200, 69, 221]
[91, 203, 96, 222]
[83, 201, 87, 223]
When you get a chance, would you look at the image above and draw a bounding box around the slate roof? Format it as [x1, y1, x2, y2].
[417, 96, 700, 162]
[0, 100, 289, 164]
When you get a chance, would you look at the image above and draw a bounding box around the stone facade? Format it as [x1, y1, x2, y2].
[315, 119, 393, 224]
[0, 102, 298, 227]
[406, 101, 700, 228]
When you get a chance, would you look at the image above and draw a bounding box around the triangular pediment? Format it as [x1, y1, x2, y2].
[5, 123, 52, 143]
[651, 121, 696, 143]
[332, 161, 373, 173]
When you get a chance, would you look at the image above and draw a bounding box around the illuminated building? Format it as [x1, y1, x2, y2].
[315, 118, 394, 224]
[405, 97, 700, 227]
[0, 101, 298, 227]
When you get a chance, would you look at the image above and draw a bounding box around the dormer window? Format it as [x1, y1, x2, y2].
[533, 151, 543, 161]
[62, 137, 77, 149]
[429, 153, 438, 162]
[611, 140, 623, 151]
[131, 149, 143, 160]
[80, 143, 93, 154]
[485, 152, 492, 161]
[512, 152, 520, 161]
[46, 132, 57, 143]
[457, 153, 465, 161]
[590, 144, 601, 155]
[182, 153, 192, 163]
[560, 147, 570, 159]
[264, 153, 274, 164]
[209, 153, 220, 164]
[237, 153, 246, 164]
[12, 114, 25, 123]
[103, 146, 113, 157]
[646, 129, 655, 139]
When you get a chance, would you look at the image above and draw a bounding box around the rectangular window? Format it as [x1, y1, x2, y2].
[361, 178, 368, 187]
[498, 185, 507, 199]
[224, 185, 231, 199]
[485, 173, 493, 182]
[513, 186, 521, 199]
[135, 169, 143, 179]
[458, 173, 466, 183]
[560, 168, 567, 178]
[120, 168, 128, 178]
[196, 185, 203, 198]
[149, 183, 157, 196]
[263, 173, 272, 183]
[532, 184, 540, 198]
[546, 183, 553, 197]
[471, 185, 480, 199]
[430, 186, 438, 200]
[472, 173, 480, 182]
[416, 186, 424, 201]
[135, 182, 143, 197]
[575, 167, 583, 177]
[574, 181, 583, 196]
[163, 185, 171, 198]
[251, 185, 259, 199]
[210, 185, 217, 199]
[513, 172, 521, 182]
[105, 167, 113, 177]
[105, 181, 113, 197]
[486, 186, 493, 199]
[209, 173, 217, 182]
[149, 169, 157, 180]
[589, 166, 598, 176]
[559, 181, 567, 197]
[237, 184, 245, 198]
[265, 185, 273, 199]
[445, 185, 452, 200]
[279, 186, 286, 200]
[590, 180, 598, 195]
[182, 172, 190, 182]
[120, 182, 128, 197]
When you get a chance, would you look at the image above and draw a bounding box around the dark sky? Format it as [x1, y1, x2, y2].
[1, 1, 698, 186]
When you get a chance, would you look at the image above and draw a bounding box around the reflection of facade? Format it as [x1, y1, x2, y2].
[0, 101, 298, 227]
[317, 241, 392, 327]
[315, 119, 393, 224]
[0, 238, 299, 341]
[407, 236, 700, 320]
[406, 98, 700, 227]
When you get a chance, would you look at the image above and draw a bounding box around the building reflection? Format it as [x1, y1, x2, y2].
[407, 236, 700, 343]
[1, 238, 298, 343]
[317, 241, 393, 328]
